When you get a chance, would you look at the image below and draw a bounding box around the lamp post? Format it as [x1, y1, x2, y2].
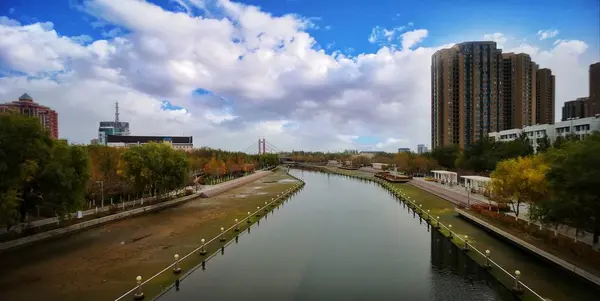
[96, 180, 104, 207]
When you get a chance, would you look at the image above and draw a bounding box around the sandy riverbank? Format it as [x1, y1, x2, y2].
[0, 169, 299, 301]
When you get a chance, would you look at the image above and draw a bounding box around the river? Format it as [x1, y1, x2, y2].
[158, 170, 516, 301]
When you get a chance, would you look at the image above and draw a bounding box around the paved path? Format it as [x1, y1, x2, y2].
[411, 178, 597, 247]
[2, 171, 270, 235]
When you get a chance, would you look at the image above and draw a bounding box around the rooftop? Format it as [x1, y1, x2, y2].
[18, 93, 33, 101]
[461, 175, 491, 182]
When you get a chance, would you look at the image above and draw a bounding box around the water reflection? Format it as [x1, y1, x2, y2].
[158, 170, 513, 301]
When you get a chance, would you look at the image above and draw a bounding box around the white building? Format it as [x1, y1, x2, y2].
[106, 135, 193, 151]
[372, 163, 389, 170]
[417, 144, 428, 154]
[489, 116, 600, 151]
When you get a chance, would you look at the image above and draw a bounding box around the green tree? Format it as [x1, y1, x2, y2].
[119, 143, 190, 197]
[536, 134, 551, 153]
[0, 113, 53, 224]
[543, 132, 600, 244]
[428, 144, 460, 170]
[38, 141, 91, 218]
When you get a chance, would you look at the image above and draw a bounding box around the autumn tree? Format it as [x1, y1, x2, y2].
[488, 155, 549, 219]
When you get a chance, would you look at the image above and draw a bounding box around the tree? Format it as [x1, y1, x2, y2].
[429, 144, 460, 170]
[536, 134, 551, 153]
[0, 113, 53, 224]
[543, 132, 600, 244]
[119, 143, 189, 197]
[38, 141, 91, 218]
[488, 155, 549, 219]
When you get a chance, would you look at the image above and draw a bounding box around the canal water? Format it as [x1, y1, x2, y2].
[159, 170, 515, 301]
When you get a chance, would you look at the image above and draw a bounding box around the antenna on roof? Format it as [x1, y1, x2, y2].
[115, 100, 120, 123]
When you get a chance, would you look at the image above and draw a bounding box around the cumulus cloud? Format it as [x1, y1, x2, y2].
[401, 29, 428, 50]
[0, 1, 594, 152]
[483, 32, 507, 48]
[537, 29, 559, 40]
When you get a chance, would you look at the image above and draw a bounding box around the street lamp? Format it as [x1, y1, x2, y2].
[96, 180, 104, 207]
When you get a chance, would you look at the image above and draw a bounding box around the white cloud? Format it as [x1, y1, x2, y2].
[537, 29, 559, 40]
[368, 25, 408, 45]
[375, 137, 408, 149]
[401, 29, 428, 50]
[483, 32, 507, 48]
[0, 1, 594, 153]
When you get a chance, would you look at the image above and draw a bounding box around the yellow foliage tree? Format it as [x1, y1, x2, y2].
[489, 155, 549, 219]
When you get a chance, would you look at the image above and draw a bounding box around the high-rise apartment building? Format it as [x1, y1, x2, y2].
[536, 68, 555, 124]
[502, 53, 538, 129]
[589, 62, 600, 116]
[431, 41, 503, 149]
[0, 93, 59, 138]
[560, 62, 600, 120]
[562, 97, 590, 120]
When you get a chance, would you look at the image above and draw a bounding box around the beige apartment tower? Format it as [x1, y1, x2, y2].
[536, 68, 555, 124]
[431, 41, 503, 150]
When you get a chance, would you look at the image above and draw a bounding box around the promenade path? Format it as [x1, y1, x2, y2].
[1, 171, 270, 236]
[410, 177, 596, 247]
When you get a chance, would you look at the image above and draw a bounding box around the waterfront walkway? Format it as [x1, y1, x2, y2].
[410, 177, 596, 247]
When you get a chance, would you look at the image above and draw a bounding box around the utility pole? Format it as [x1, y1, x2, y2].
[97, 180, 104, 207]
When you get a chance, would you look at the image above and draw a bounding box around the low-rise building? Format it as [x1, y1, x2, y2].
[358, 151, 384, 159]
[398, 148, 411, 153]
[106, 135, 193, 151]
[489, 115, 600, 151]
[372, 163, 389, 170]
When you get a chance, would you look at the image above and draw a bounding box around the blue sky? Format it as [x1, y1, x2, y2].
[3, 0, 598, 57]
[0, 0, 598, 151]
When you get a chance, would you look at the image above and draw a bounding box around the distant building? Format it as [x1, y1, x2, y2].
[397, 148, 410, 153]
[0, 93, 59, 138]
[489, 115, 600, 152]
[417, 144, 428, 154]
[343, 149, 358, 154]
[90, 138, 99, 145]
[372, 163, 389, 170]
[106, 135, 193, 151]
[536, 68, 555, 124]
[562, 97, 589, 121]
[358, 150, 384, 159]
[560, 62, 600, 120]
[589, 62, 600, 117]
[98, 101, 130, 145]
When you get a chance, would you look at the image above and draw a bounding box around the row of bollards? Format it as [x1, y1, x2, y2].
[125, 181, 305, 300]
[379, 180, 526, 296]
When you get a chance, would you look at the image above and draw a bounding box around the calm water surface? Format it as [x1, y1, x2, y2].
[159, 170, 515, 301]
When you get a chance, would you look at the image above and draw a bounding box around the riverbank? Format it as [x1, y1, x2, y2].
[312, 166, 600, 301]
[0, 168, 299, 301]
[0, 170, 272, 250]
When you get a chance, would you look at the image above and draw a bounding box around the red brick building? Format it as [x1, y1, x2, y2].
[0, 93, 59, 139]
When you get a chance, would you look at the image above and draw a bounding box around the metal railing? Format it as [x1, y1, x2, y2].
[325, 169, 546, 300]
[114, 173, 305, 301]
[384, 184, 546, 301]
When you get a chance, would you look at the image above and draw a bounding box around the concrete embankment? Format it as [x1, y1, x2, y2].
[457, 208, 600, 287]
[0, 169, 297, 301]
[0, 171, 273, 253]
[199, 170, 271, 197]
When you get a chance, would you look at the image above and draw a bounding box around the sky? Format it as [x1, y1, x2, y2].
[0, 0, 598, 152]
